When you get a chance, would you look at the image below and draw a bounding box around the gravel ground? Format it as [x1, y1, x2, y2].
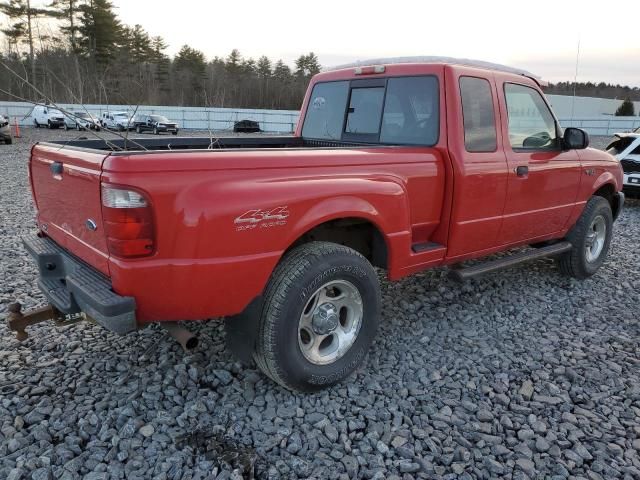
[1, 130, 639, 480]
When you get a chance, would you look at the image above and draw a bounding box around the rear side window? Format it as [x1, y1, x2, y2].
[302, 81, 349, 140]
[380, 76, 439, 145]
[459, 76, 497, 152]
[302, 76, 439, 145]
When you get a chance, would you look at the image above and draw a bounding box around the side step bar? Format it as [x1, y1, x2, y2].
[449, 241, 573, 282]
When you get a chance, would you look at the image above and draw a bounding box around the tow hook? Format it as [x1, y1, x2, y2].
[5, 302, 85, 341]
[160, 322, 199, 351]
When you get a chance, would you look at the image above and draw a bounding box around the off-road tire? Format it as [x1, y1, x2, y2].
[557, 196, 613, 279]
[253, 242, 381, 392]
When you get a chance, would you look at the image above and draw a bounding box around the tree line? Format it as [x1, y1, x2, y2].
[1, 1, 638, 112]
[0, 0, 320, 109]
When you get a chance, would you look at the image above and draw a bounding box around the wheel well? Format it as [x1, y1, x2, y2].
[593, 183, 618, 215]
[289, 218, 388, 269]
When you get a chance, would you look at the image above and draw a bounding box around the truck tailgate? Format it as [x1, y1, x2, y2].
[29, 144, 110, 275]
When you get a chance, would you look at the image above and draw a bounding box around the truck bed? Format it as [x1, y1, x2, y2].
[44, 135, 368, 152]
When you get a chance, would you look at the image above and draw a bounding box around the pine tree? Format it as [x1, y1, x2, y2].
[225, 49, 242, 75]
[615, 98, 635, 116]
[126, 24, 152, 63]
[273, 59, 291, 81]
[256, 55, 271, 78]
[49, 0, 84, 51]
[0, 0, 53, 81]
[294, 52, 321, 77]
[77, 0, 122, 64]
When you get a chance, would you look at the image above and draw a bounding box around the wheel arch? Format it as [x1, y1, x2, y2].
[592, 182, 621, 219]
[287, 216, 389, 270]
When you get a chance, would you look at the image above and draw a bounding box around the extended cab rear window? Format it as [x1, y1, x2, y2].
[302, 76, 439, 146]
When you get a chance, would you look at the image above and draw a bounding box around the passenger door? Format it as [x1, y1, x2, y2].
[495, 79, 581, 244]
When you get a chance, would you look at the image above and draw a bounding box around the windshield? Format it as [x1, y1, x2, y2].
[113, 113, 128, 118]
[150, 115, 169, 122]
[49, 109, 63, 116]
[75, 112, 90, 119]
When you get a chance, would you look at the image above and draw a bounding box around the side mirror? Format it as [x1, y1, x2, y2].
[563, 127, 589, 150]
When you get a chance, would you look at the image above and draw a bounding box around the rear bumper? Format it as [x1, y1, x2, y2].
[24, 234, 137, 334]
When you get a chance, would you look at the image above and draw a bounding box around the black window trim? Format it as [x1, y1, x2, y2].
[302, 75, 441, 147]
[459, 75, 498, 154]
[503, 81, 562, 152]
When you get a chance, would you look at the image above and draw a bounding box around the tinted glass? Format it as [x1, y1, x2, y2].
[302, 81, 349, 140]
[504, 83, 557, 149]
[380, 76, 439, 145]
[345, 87, 385, 135]
[459, 77, 497, 152]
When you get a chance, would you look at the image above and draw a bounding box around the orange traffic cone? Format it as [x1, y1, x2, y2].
[13, 117, 21, 138]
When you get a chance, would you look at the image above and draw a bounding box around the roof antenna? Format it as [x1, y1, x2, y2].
[570, 35, 581, 120]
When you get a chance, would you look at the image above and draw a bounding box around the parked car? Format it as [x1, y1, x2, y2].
[32, 105, 65, 129]
[234, 119, 261, 133]
[133, 114, 179, 135]
[64, 111, 101, 131]
[21, 57, 624, 392]
[607, 129, 640, 196]
[0, 114, 12, 144]
[100, 111, 134, 131]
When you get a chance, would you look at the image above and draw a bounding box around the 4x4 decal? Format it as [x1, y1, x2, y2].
[234, 206, 290, 231]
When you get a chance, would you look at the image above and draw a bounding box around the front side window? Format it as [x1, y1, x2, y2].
[504, 83, 557, 149]
[302, 76, 439, 145]
[459, 76, 497, 152]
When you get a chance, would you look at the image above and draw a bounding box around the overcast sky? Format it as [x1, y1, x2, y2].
[114, 0, 638, 86]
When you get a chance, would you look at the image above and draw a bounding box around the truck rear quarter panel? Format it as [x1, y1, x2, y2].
[102, 147, 446, 322]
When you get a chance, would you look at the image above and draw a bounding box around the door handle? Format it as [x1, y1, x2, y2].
[515, 165, 528, 177]
[50, 161, 63, 175]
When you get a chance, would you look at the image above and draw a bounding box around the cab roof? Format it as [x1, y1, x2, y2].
[326, 56, 545, 85]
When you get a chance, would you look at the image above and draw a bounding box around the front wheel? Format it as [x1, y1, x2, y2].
[557, 196, 613, 279]
[64, 123, 69, 131]
[254, 242, 381, 392]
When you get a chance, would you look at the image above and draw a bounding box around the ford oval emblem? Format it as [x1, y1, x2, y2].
[85, 219, 98, 231]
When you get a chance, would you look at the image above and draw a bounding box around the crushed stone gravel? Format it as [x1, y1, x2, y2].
[1, 130, 639, 479]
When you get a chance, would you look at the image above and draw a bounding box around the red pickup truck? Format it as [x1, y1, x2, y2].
[23, 58, 624, 391]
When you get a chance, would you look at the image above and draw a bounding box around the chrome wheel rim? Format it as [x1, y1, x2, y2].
[298, 279, 363, 365]
[585, 215, 606, 263]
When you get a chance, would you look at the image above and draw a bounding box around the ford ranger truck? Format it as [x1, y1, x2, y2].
[23, 57, 624, 392]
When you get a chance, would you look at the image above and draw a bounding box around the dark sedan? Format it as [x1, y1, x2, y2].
[133, 115, 179, 135]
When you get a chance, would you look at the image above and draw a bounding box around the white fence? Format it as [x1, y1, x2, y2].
[1, 101, 639, 137]
[0, 101, 300, 133]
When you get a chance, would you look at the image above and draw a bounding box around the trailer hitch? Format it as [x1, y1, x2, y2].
[5, 303, 85, 341]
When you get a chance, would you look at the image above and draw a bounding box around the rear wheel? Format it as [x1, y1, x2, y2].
[254, 242, 381, 392]
[557, 196, 613, 279]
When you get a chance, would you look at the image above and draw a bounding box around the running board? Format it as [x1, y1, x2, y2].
[448, 242, 573, 282]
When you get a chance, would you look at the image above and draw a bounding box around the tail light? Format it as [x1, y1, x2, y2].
[101, 184, 155, 258]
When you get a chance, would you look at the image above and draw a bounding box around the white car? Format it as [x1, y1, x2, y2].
[32, 105, 65, 129]
[607, 127, 640, 196]
[0, 114, 12, 144]
[100, 111, 134, 131]
[63, 111, 101, 131]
